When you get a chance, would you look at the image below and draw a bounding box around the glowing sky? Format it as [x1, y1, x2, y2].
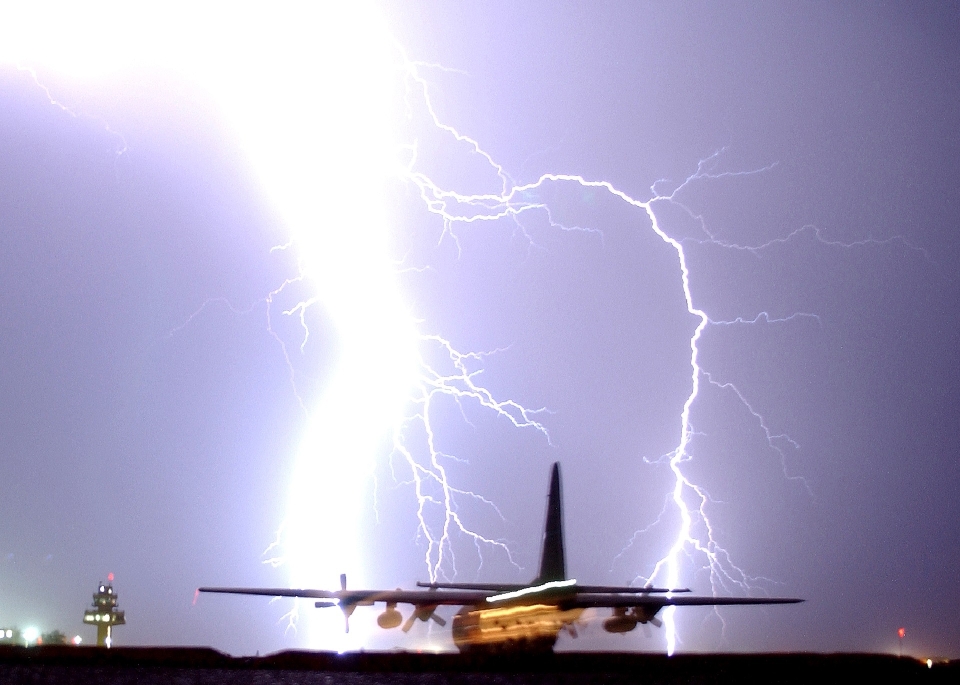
[0, 1, 958, 658]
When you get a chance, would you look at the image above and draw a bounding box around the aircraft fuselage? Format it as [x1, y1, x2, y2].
[451, 603, 584, 652]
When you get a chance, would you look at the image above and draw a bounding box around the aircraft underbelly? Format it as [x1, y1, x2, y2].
[452, 604, 583, 652]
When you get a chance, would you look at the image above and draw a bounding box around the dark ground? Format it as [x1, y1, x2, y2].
[0, 647, 955, 684]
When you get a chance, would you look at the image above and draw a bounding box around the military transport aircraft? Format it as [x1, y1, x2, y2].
[199, 463, 802, 652]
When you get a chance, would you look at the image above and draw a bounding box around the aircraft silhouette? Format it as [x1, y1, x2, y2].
[200, 462, 802, 652]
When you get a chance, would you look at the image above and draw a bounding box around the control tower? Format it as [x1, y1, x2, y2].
[82, 574, 125, 647]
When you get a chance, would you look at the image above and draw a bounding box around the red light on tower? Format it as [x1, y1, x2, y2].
[108, 573, 114, 582]
[898, 627, 905, 639]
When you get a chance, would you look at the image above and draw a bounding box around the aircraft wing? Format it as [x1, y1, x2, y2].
[199, 586, 799, 609]
[198, 586, 494, 606]
[563, 593, 804, 609]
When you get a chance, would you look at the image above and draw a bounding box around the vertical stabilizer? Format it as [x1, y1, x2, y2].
[535, 462, 566, 583]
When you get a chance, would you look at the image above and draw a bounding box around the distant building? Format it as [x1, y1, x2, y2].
[82, 578, 125, 647]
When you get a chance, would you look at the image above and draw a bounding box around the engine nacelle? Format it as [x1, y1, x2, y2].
[603, 607, 638, 634]
[377, 605, 402, 630]
[603, 615, 638, 633]
[602, 606, 663, 633]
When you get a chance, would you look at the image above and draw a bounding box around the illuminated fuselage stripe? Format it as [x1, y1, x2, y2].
[485, 578, 577, 603]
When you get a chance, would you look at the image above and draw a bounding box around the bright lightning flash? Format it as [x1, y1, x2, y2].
[0, 1, 551, 650]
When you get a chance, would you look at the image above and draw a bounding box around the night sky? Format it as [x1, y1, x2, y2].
[1, 1, 958, 659]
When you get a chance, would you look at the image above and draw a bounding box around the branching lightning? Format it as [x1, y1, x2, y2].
[393, 63, 932, 654]
[393, 62, 812, 655]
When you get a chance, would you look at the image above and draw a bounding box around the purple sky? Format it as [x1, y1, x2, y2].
[0, 2, 958, 657]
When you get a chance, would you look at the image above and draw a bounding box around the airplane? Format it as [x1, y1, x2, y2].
[199, 462, 802, 652]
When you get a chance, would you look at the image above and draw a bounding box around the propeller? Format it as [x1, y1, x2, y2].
[402, 604, 446, 632]
[312, 573, 360, 633]
[640, 614, 662, 637]
[563, 613, 589, 639]
[339, 573, 355, 633]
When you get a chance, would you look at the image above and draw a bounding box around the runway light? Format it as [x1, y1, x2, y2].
[22, 627, 39, 645]
[72, 635, 83, 645]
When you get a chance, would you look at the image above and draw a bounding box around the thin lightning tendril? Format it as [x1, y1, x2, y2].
[391, 334, 550, 581]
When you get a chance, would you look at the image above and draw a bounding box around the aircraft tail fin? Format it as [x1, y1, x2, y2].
[535, 462, 566, 583]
